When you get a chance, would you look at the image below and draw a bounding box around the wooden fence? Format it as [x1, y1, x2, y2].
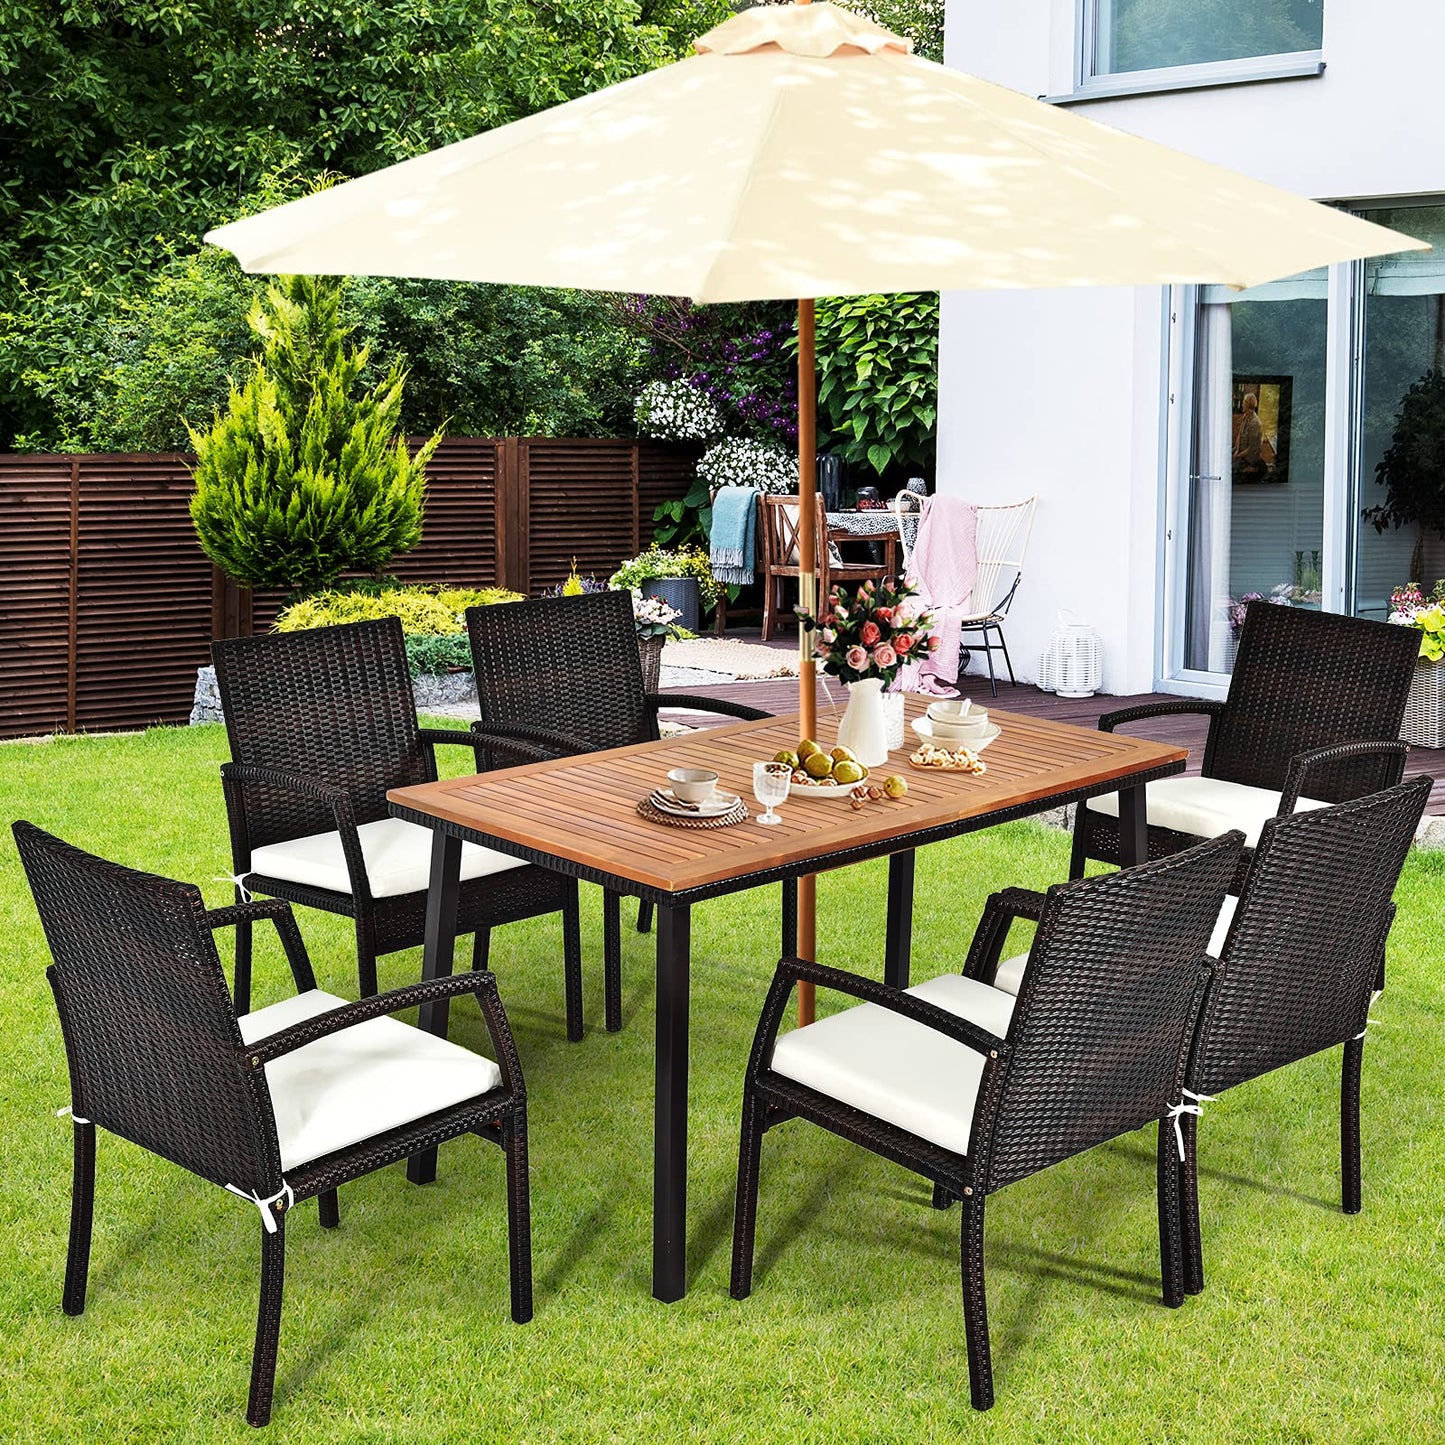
[0, 437, 696, 739]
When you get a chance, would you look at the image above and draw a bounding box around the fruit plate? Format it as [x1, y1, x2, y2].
[910, 717, 1001, 751]
[789, 769, 871, 800]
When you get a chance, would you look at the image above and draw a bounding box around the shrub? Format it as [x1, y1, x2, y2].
[610, 546, 721, 608]
[274, 582, 521, 636]
[404, 633, 474, 676]
[189, 276, 438, 593]
[697, 436, 797, 495]
[633, 378, 724, 441]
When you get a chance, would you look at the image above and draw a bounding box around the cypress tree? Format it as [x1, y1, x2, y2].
[189, 275, 437, 593]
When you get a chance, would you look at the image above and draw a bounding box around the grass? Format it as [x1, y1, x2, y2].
[1, 723, 1443, 1443]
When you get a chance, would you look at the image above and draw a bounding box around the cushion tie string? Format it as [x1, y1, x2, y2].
[218, 872, 255, 904]
[1354, 990, 1384, 1042]
[224, 1182, 294, 1234]
[1166, 1088, 1216, 1161]
[55, 1105, 92, 1126]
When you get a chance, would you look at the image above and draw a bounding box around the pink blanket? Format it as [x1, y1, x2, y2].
[905, 495, 978, 695]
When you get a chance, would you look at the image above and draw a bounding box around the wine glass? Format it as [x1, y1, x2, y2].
[752, 761, 791, 826]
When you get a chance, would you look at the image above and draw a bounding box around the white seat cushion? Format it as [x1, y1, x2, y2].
[238, 990, 502, 1172]
[769, 974, 1016, 1156]
[991, 892, 1240, 999]
[248, 816, 526, 899]
[1085, 775, 1327, 850]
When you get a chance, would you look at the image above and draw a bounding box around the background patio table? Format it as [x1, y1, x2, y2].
[388, 695, 1186, 1303]
[826, 507, 919, 552]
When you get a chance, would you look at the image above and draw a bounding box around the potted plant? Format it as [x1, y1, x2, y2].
[610, 545, 720, 632]
[547, 561, 683, 691]
[1387, 580, 1445, 746]
[801, 577, 937, 766]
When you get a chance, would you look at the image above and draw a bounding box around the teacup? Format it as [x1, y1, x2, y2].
[668, 767, 720, 805]
[929, 704, 989, 743]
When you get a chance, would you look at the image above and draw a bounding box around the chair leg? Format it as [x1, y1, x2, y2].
[246, 1213, 287, 1428]
[931, 1182, 955, 1210]
[503, 1113, 534, 1325]
[561, 878, 583, 1042]
[1180, 1110, 1204, 1296]
[233, 913, 253, 1017]
[62, 1121, 95, 1316]
[982, 630, 999, 698]
[355, 923, 379, 999]
[761, 573, 775, 642]
[959, 1193, 994, 1411]
[317, 1191, 340, 1229]
[637, 900, 654, 934]
[1342, 1037, 1364, 1215]
[996, 625, 1018, 688]
[472, 928, 491, 972]
[1068, 806, 1091, 880]
[729, 1092, 766, 1301]
[1157, 1118, 1185, 1309]
[602, 890, 623, 1033]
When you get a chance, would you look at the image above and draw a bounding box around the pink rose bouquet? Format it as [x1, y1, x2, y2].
[799, 577, 936, 687]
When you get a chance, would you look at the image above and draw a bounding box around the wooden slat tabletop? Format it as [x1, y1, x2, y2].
[389, 696, 1186, 896]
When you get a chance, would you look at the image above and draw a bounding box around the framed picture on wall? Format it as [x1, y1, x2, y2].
[1231, 375, 1292, 485]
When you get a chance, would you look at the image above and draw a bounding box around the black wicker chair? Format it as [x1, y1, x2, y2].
[212, 617, 588, 1040]
[465, 590, 772, 1031]
[13, 822, 531, 1429]
[730, 831, 1244, 1411]
[1071, 601, 1419, 891]
[1174, 777, 1430, 1295]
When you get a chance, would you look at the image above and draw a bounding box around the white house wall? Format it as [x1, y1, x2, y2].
[938, 0, 1445, 693]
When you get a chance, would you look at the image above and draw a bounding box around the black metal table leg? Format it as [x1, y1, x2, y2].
[884, 850, 915, 990]
[781, 878, 798, 958]
[653, 902, 691, 1303]
[1118, 783, 1149, 868]
[409, 830, 461, 1186]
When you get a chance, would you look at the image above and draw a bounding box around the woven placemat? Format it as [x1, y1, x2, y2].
[637, 795, 750, 828]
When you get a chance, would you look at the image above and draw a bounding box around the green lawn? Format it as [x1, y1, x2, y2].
[1, 724, 1442, 1443]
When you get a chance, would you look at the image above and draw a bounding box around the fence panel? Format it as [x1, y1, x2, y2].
[525, 439, 637, 595]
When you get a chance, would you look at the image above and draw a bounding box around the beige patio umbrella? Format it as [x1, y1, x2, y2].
[206, 0, 1423, 1016]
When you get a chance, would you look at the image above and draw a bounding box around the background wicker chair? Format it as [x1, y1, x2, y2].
[1071, 601, 1420, 891]
[1176, 778, 1430, 1294]
[465, 590, 771, 1031]
[212, 618, 586, 1037]
[13, 822, 531, 1428]
[730, 831, 1243, 1411]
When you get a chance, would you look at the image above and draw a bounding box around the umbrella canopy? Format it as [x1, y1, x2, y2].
[206, 4, 1422, 302]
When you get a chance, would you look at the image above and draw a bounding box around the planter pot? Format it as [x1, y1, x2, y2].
[638, 634, 665, 694]
[1401, 656, 1445, 748]
[836, 677, 891, 767]
[645, 576, 700, 633]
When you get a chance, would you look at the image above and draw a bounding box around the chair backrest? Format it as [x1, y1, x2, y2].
[761, 495, 804, 572]
[466, 591, 652, 751]
[13, 822, 281, 1196]
[1208, 601, 1420, 797]
[978, 831, 1242, 1193]
[967, 497, 1036, 620]
[1192, 777, 1430, 1096]
[212, 617, 433, 849]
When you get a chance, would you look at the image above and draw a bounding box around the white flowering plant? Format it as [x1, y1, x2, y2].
[696, 437, 796, 495]
[631, 592, 682, 640]
[633, 380, 724, 442]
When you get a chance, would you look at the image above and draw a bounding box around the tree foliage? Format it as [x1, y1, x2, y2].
[1365, 368, 1445, 547]
[189, 276, 436, 592]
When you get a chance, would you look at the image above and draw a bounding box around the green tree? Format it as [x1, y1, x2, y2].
[1364, 368, 1445, 582]
[189, 276, 436, 592]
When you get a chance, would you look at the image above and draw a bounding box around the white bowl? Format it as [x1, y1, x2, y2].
[911, 717, 1001, 751]
[667, 767, 719, 804]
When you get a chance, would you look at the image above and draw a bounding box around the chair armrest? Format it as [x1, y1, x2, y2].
[747, 957, 1009, 1083]
[646, 692, 772, 723]
[1278, 740, 1410, 815]
[961, 888, 1046, 983]
[1098, 699, 1225, 733]
[221, 762, 351, 805]
[243, 969, 526, 1098]
[466, 719, 597, 768]
[206, 899, 317, 993]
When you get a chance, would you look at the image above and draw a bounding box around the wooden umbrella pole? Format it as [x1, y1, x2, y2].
[797, 296, 818, 1026]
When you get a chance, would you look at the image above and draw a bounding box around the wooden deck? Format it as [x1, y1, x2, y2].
[660, 667, 1445, 816]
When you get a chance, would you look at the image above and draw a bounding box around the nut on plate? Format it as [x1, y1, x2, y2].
[908, 741, 987, 775]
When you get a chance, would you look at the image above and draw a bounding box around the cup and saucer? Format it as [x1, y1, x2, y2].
[651, 768, 742, 818]
[911, 699, 1000, 751]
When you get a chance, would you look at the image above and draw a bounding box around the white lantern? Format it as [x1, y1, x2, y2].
[1038, 612, 1103, 698]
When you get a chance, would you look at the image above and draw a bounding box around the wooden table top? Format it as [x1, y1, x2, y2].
[389, 697, 1186, 899]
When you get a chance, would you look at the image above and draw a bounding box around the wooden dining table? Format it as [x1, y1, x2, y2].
[388, 694, 1186, 1304]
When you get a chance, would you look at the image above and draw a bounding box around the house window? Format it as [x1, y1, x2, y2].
[1088, 0, 1323, 80]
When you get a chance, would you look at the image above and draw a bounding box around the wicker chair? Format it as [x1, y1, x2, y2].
[13, 822, 531, 1429]
[730, 831, 1243, 1411]
[1071, 601, 1420, 891]
[465, 590, 772, 1030]
[212, 618, 586, 1038]
[1175, 778, 1430, 1294]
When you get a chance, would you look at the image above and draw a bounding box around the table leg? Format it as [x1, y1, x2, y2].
[653, 902, 691, 1303]
[1118, 783, 1149, 868]
[781, 878, 798, 958]
[884, 850, 915, 990]
[409, 829, 461, 1187]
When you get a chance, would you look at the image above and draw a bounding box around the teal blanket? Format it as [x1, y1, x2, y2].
[710, 485, 759, 586]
